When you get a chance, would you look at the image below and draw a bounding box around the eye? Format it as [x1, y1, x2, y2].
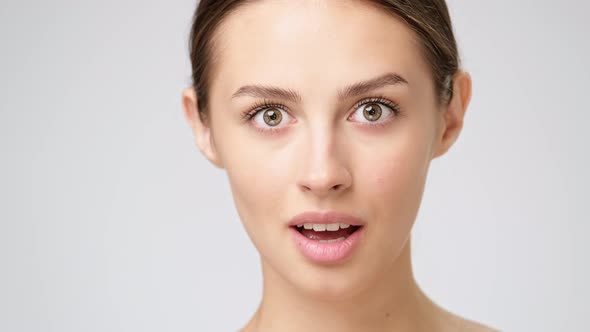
[348, 97, 401, 125]
[253, 107, 287, 127]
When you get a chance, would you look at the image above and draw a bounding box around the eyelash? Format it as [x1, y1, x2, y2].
[240, 95, 403, 134]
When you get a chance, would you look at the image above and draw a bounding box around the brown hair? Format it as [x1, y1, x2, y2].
[188, 0, 460, 124]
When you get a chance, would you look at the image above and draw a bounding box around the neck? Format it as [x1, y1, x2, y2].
[243, 238, 437, 332]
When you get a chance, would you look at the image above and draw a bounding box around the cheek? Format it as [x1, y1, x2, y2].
[370, 146, 428, 207]
[359, 132, 431, 249]
[220, 142, 292, 246]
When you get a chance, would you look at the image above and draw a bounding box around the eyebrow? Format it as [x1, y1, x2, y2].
[230, 72, 409, 102]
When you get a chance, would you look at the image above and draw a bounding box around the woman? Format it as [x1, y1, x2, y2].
[182, 0, 496, 331]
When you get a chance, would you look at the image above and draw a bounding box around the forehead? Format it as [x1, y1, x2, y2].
[210, 0, 430, 103]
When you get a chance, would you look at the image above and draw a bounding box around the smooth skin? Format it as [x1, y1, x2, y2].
[182, 1, 495, 331]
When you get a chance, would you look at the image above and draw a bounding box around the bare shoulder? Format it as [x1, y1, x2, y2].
[451, 317, 499, 332]
[439, 309, 500, 332]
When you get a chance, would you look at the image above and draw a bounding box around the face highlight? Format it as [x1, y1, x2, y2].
[195, 0, 446, 298]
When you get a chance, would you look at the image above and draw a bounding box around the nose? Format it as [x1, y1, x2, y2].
[296, 124, 352, 198]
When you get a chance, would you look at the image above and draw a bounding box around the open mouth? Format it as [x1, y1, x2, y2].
[291, 223, 362, 243]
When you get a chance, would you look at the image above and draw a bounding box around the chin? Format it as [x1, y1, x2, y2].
[285, 256, 374, 301]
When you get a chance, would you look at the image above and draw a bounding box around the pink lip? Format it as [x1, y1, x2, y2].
[288, 211, 366, 264]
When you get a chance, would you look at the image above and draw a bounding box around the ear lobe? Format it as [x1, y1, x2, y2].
[432, 70, 472, 159]
[181, 87, 224, 169]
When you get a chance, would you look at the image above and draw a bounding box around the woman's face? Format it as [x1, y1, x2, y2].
[186, 0, 456, 298]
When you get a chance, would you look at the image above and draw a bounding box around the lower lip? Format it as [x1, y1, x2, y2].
[289, 226, 365, 264]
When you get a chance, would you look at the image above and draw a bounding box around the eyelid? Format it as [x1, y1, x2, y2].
[241, 98, 291, 121]
[349, 95, 400, 115]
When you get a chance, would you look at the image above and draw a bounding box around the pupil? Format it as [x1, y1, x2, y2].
[269, 111, 276, 120]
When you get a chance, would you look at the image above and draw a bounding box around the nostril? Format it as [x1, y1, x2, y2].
[331, 184, 341, 190]
[298, 177, 350, 196]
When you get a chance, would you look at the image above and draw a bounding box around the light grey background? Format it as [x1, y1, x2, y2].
[1, 1, 588, 331]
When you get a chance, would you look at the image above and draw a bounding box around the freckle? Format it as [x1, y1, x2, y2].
[385, 312, 390, 318]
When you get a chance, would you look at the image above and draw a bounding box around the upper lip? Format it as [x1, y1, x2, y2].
[288, 211, 365, 226]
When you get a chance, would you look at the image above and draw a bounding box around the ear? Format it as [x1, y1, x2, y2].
[432, 70, 472, 159]
[182, 87, 224, 169]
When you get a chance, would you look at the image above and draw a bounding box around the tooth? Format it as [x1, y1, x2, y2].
[313, 224, 326, 231]
[304, 224, 313, 230]
[297, 224, 303, 228]
[339, 223, 350, 229]
[326, 223, 339, 231]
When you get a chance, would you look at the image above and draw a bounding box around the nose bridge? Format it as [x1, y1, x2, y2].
[297, 119, 351, 196]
